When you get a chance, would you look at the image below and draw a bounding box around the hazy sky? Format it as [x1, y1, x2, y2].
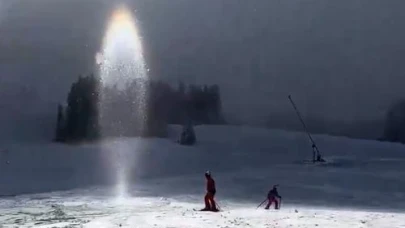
[1, 0, 405, 139]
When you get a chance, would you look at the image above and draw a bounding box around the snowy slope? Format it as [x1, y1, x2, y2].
[0, 125, 405, 227]
[1, 193, 404, 228]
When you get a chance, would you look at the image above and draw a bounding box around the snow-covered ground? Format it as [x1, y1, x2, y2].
[1, 192, 404, 228]
[0, 125, 405, 227]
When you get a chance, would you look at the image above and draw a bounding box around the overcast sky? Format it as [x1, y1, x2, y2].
[1, 0, 405, 139]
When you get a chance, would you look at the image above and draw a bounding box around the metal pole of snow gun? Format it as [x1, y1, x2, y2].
[288, 95, 322, 163]
[256, 198, 267, 209]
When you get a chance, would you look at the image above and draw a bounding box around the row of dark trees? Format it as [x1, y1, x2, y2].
[55, 75, 100, 142]
[54, 74, 225, 142]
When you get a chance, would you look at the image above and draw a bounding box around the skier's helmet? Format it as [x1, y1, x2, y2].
[205, 170, 211, 177]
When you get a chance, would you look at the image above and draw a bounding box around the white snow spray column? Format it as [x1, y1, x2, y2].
[96, 4, 148, 200]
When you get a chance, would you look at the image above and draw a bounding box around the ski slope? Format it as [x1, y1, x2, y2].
[0, 125, 405, 227]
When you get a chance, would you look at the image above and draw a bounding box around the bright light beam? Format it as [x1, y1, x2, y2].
[97, 4, 148, 199]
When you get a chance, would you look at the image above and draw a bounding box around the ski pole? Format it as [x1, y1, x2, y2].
[215, 202, 221, 211]
[256, 198, 267, 209]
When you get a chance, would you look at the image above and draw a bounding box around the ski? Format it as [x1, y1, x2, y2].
[193, 208, 220, 212]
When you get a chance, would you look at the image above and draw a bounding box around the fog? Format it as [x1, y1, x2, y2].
[1, 0, 404, 140]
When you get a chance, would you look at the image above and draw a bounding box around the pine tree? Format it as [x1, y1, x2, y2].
[54, 104, 65, 141]
[178, 81, 186, 95]
[65, 81, 80, 140]
[383, 100, 405, 143]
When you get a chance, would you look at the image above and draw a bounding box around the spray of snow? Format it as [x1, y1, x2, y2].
[96, 4, 148, 199]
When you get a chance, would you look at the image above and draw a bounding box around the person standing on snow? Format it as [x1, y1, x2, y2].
[265, 185, 282, 209]
[202, 171, 218, 211]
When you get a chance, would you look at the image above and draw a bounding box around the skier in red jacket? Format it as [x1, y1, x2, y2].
[265, 185, 282, 209]
[202, 171, 218, 211]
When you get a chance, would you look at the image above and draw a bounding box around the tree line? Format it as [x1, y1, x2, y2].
[54, 74, 225, 143]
